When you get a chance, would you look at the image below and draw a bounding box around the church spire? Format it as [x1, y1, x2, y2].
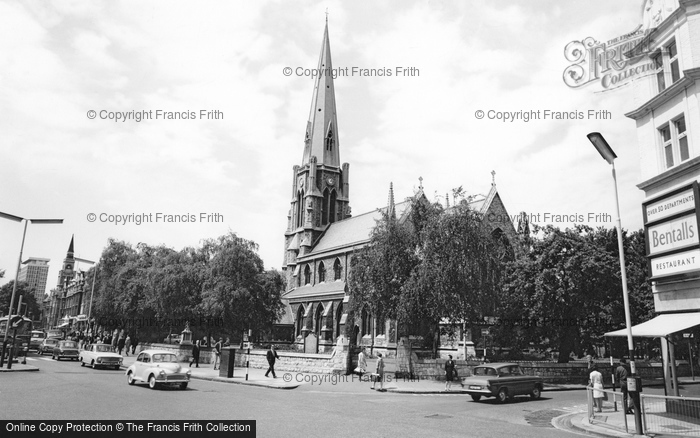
[67, 234, 74, 255]
[302, 21, 340, 167]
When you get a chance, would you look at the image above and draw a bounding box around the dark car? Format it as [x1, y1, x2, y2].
[463, 362, 543, 403]
[38, 338, 60, 355]
[52, 340, 80, 361]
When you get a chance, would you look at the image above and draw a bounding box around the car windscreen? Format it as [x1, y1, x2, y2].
[96, 345, 112, 352]
[152, 354, 177, 363]
[61, 342, 77, 348]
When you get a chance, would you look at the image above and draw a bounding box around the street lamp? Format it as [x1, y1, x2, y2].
[0, 211, 63, 368]
[587, 132, 642, 433]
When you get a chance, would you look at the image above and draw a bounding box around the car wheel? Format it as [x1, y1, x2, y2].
[127, 372, 135, 386]
[470, 395, 481, 402]
[497, 388, 509, 403]
[530, 386, 542, 400]
[179, 383, 188, 390]
[91, 361, 97, 369]
[114, 366, 120, 370]
[80, 359, 84, 367]
[148, 375, 158, 390]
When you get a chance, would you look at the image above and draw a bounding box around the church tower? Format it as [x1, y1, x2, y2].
[283, 21, 351, 290]
[56, 235, 76, 288]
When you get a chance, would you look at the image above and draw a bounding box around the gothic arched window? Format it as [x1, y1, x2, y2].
[296, 189, 305, 228]
[333, 258, 342, 281]
[318, 262, 326, 283]
[304, 265, 311, 285]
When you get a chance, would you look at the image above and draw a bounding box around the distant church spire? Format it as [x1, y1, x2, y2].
[302, 21, 340, 167]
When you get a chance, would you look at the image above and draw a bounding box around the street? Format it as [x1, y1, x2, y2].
[0, 354, 591, 438]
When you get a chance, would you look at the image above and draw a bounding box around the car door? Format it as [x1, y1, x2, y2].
[135, 353, 150, 381]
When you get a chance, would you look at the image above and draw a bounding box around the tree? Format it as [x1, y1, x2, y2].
[0, 281, 40, 319]
[350, 196, 509, 357]
[198, 233, 284, 340]
[492, 225, 651, 363]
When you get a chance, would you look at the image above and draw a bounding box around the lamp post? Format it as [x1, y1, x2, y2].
[587, 132, 643, 434]
[0, 211, 63, 368]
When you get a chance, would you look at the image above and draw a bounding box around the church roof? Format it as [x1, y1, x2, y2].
[298, 199, 411, 260]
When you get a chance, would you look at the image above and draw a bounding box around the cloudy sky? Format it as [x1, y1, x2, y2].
[0, 0, 654, 297]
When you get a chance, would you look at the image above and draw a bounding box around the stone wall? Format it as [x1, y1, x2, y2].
[233, 340, 349, 375]
[407, 358, 693, 384]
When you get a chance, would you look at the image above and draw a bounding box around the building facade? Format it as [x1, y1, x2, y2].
[281, 23, 518, 367]
[623, 0, 700, 395]
[44, 236, 90, 332]
[18, 257, 50, 308]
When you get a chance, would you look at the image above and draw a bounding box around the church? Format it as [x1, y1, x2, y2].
[280, 22, 520, 363]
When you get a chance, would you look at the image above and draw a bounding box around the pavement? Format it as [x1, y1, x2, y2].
[7, 352, 700, 437]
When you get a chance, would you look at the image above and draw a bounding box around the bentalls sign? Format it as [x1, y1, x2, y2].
[644, 182, 700, 280]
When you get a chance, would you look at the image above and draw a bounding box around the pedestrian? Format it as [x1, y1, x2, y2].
[371, 353, 385, 391]
[124, 335, 131, 357]
[355, 347, 367, 377]
[615, 358, 631, 414]
[117, 335, 125, 355]
[265, 345, 280, 378]
[589, 364, 604, 413]
[131, 335, 138, 355]
[189, 340, 200, 368]
[223, 337, 230, 347]
[201, 336, 208, 347]
[445, 354, 456, 391]
[213, 337, 222, 370]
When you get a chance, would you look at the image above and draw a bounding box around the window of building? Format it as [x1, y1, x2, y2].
[660, 115, 690, 169]
[304, 265, 311, 285]
[318, 262, 326, 283]
[296, 190, 304, 228]
[654, 40, 682, 94]
[333, 258, 342, 281]
[676, 117, 689, 162]
[669, 41, 680, 84]
[653, 51, 665, 92]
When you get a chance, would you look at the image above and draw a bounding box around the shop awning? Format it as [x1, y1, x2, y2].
[604, 312, 700, 338]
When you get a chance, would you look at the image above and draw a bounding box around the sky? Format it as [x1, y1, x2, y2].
[0, 0, 656, 298]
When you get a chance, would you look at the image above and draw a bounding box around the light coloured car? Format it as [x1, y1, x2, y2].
[80, 343, 123, 370]
[126, 349, 191, 390]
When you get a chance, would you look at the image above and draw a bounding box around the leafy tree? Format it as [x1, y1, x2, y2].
[492, 225, 651, 363]
[0, 281, 40, 319]
[198, 233, 284, 340]
[350, 196, 509, 357]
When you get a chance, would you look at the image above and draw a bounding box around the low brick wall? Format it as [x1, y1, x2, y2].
[407, 359, 690, 384]
[233, 347, 348, 375]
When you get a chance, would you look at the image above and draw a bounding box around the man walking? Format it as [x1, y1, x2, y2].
[615, 358, 631, 414]
[265, 345, 280, 378]
[189, 340, 200, 368]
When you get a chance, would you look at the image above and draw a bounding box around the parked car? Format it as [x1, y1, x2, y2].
[30, 330, 45, 351]
[126, 349, 191, 390]
[463, 362, 543, 403]
[163, 334, 180, 344]
[37, 338, 60, 355]
[52, 340, 80, 361]
[79, 343, 123, 370]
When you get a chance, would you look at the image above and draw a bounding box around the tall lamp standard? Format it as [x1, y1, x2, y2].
[0, 211, 63, 368]
[587, 132, 643, 434]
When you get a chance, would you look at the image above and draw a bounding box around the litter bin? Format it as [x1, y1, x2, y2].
[219, 347, 235, 378]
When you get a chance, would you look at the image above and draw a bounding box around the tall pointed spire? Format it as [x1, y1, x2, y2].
[67, 234, 74, 255]
[302, 21, 340, 167]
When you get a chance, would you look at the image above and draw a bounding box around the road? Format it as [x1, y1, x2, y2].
[1, 354, 592, 438]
